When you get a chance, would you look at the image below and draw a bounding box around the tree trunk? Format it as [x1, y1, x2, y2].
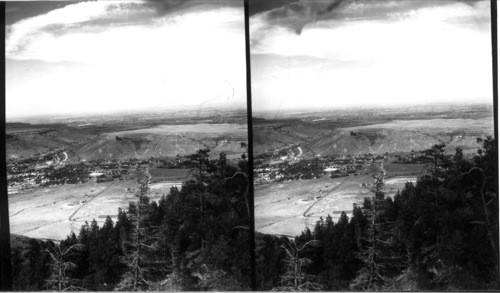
[133, 203, 141, 291]
[58, 266, 62, 292]
[294, 259, 298, 290]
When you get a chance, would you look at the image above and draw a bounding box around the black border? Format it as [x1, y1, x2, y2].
[0, 1, 13, 291]
[490, 0, 499, 284]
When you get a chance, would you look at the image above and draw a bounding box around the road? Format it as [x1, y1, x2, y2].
[69, 181, 116, 221]
[256, 176, 352, 236]
[302, 176, 351, 217]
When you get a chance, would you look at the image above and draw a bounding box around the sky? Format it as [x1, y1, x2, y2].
[250, 0, 493, 112]
[6, 0, 246, 120]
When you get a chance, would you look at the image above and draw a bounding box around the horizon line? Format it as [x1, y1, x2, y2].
[6, 104, 248, 122]
[252, 101, 494, 114]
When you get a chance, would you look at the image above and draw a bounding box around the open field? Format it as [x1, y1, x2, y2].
[149, 167, 192, 181]
[255, 172, 417, 237]
[345, 117, 493, 132]
[108, 123, 247, 137]
[9, 179, 181, 240]
[384, 163, 426, 177]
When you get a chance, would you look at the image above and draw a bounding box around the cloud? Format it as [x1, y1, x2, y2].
[250, 0, 491, 50]
[6, 0, 244, 62]
[251, 0, 490, 58]
[248, 0, 299, 16]
[6, 1, 246, 118]
[250, 0, 492, 111]
[144, 0, 242, 16]
[6, 1, 155, 60]
[262, 0, 346, 34]
[6, 6, 20, 13]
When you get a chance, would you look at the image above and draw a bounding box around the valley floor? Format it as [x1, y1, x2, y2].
[9, 179, 181, 240]
[255, 172, 417, 237]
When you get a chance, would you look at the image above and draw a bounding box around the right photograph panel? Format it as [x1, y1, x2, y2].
[250, 0, 497, 291]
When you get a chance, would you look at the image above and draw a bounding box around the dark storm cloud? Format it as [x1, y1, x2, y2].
[261, 0, 348, 34]
[6, 1, 82, 25]
[144, 0, 241, 16]
[248, 0, 299, 16]
[7, 0, 240, 54]
[6, 2, 158, 52]
[252, 0, 490, 35]
[8, 1, 240, 35]
[142, 0, 192, 15]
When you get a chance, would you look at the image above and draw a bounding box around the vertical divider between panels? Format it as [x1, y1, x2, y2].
[243, 0, 257, 290]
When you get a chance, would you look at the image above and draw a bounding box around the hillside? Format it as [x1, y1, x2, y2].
[254, 117, 494, 156]
[7, 122, 247, 161]
[72, 134, 246, 160]
[309, 118, 493, 155]
[6, 124, 95, 159]
[252, 118, 330, 153]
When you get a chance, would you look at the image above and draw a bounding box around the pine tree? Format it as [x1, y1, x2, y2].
[115, 170, 166, 291]
[460, 137, 499, 273]
[25, 238, 50, 290]
[423, 143, 452, 210]
[274, 240, 322, 291]
[350, 171, 401, 290]
[45, 242, 86, 291]
[186, 148, 211, 182]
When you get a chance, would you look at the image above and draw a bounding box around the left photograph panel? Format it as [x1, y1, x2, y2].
[6, 1, 251, 290]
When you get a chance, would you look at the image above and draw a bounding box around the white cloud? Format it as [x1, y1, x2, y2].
[250, 0, 493, 111]
[6, 1, 246, 119]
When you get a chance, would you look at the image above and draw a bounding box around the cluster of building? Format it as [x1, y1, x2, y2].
[254, 151, 388, 184]
[7, 154, 148, 193]
[7, 149, 202, 195]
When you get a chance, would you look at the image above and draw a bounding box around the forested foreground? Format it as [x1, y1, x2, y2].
[10, 150, 251, 291]
[8, 137, 499, 291]
[256, 137, 499, 291]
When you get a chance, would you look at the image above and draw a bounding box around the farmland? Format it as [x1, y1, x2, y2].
[253, 103, 493, 237]
[255, 164, 422, 237]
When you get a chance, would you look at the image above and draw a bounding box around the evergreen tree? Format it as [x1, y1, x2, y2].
[255, 234, 287, 290]
[25, 238, 50, 290]
[45, 242, 85, 291]
[186, 148, 211, 182]
[115, 171, 166, 291]
[350, 171, 402, 290]
[274, 240, 322, 291]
